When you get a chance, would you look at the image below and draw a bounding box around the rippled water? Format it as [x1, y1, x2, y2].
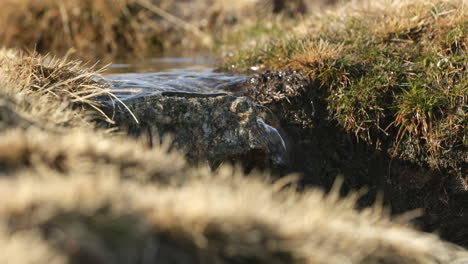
[107, 56, 215, 74]
[103, 57, 288, 167]
[104, 57, 246, 100]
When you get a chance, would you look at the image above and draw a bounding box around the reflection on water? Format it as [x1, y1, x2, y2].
[103, 56, 289, 168]
[104, 57, 246, 100]
[106, 56, 216, 74]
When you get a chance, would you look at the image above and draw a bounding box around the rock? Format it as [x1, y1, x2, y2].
[103, 92, 288, 170]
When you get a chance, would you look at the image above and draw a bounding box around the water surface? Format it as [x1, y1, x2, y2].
[105, 56, 246, 100]
[103, 56, 289, 168]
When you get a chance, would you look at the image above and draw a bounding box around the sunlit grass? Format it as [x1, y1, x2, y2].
[0, 128, 466, 263]
[0, 0, 159, 58]
[0, 0, 315, 59]
[221, 0, 467, 162]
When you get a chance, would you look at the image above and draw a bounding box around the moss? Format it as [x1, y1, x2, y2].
[0, 49, 467, 263]
[220, 0, 467, 170]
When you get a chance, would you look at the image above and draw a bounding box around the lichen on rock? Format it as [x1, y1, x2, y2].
[105, 92, 289, 170]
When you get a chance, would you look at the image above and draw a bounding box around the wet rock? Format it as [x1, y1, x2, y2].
[240, 69, 318, 129]
[103, 92, 288, 170]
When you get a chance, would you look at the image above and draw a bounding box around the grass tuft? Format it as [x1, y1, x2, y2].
[0, 0, 318, 58]
[0, 135, 467, 263]
[0, 49, 114, 129]
[0, 48, 467, 264]
[0, 0, 156, 58]
[220, 0, 467, 167]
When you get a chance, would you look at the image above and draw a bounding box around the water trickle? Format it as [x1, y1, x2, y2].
[102, 57, 289, 170]
[104, 57, 247, 101]
[256, 118, 289, 167]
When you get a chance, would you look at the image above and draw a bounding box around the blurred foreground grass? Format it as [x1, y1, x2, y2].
[0, 49, 466, 263]
[0, 0, 467, 263]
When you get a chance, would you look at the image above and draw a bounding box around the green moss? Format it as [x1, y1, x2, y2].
[219, 0, 467, 164]
[219, 19, 303, 73]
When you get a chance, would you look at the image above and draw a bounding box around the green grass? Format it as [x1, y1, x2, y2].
[220, 0, 467, 163]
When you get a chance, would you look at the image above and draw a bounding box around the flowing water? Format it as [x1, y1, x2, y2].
[105, 56, 247, 100]
[104, 56, 289, 167]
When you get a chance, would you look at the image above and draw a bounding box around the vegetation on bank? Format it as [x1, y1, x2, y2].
[0, 49, 113, 130]
[1, 50, 467, 263]
[0, 0, 154, 58]
[222, 0, 467, 172]
[0, 0, 467, 261]
[0, 0, 314, 59]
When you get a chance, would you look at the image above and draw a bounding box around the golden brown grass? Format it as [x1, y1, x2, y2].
[0, 128, 467, 264]
[0, 48, 467, 263]
[0, 49, 113, 129]
[0, 0, 315, 58]
[0, 227, 65, 264]
[0, 128, 193, 185]
[221, 0, 467, 168]
[0, 0, 156, 58]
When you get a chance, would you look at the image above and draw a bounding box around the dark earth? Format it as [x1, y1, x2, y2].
[236, 69, 468, 248]
[102, 68, 467, 248]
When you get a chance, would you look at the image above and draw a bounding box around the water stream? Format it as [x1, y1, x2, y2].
[105, 57, 247, 100]
[104, 57, 289, 167]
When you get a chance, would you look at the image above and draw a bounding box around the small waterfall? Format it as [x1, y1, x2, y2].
[103, 60, 289, 170]
[256, 118, 289, 167]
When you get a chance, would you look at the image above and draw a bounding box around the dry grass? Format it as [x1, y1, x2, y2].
[0, 0, 156, 58]
[0, 48, 467, 263]
[0, 0, 317, 58]
[0, 128, 193, 185]
[221, 0, 467, 168]
[0, 49, 113, 129]
[0, 129, 467, 264]
[0, 227, 65, 264]
[0, 0, 343, 59]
